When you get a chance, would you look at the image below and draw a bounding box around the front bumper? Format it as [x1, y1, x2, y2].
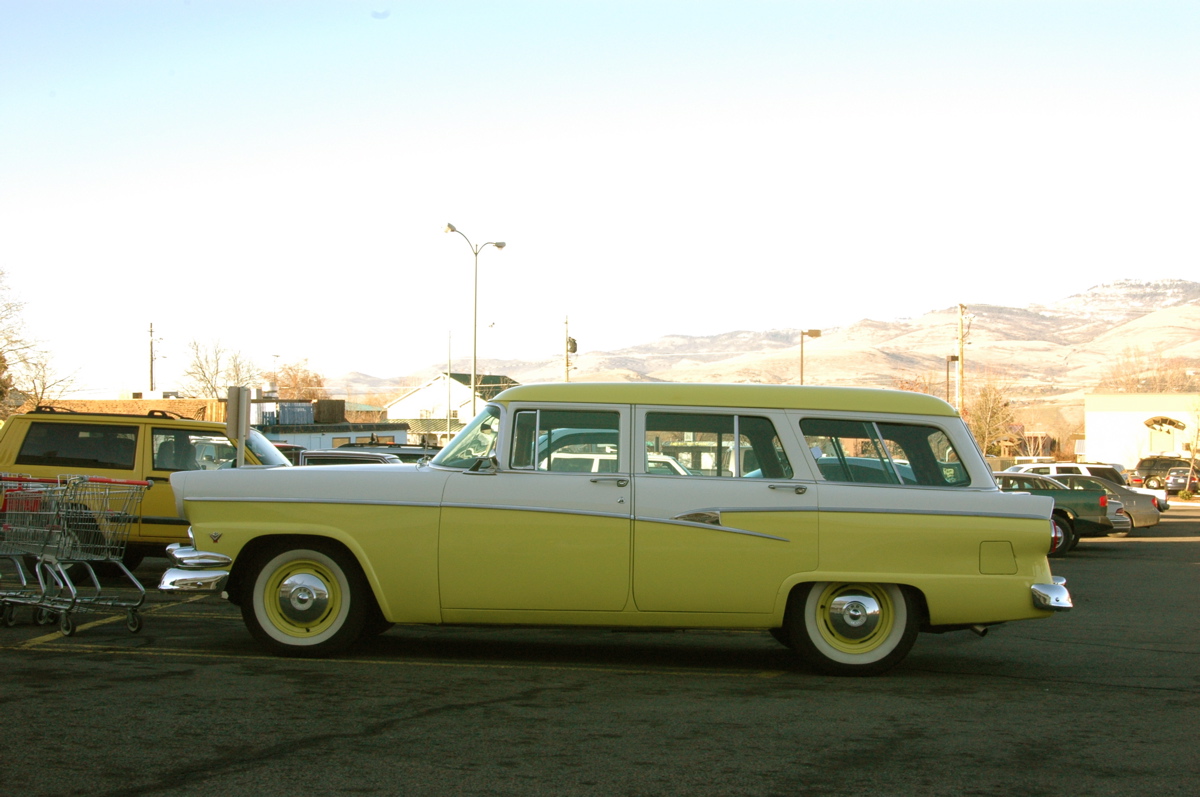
[1031, 576, 1072, 612]
[158, 543, 232, 595]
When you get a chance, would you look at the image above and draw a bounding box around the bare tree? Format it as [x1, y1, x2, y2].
[0, 270, 34, 417]
[962, 373, 1019, 457]
[1099, 347, 1199, 393]
[276, 360, 326, 401]
[183, 340, 262, 398]
[893, 372, 940, 397]
[15, 352, 78, 408]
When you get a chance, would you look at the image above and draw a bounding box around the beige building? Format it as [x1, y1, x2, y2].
[1083, 392, 1200, 468]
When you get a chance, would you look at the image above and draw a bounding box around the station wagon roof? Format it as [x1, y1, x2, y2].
[491, 383, 958, 416]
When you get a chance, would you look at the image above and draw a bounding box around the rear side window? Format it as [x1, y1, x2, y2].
[15, 422, 138, 470]
[801, 419, 969, 488]
[644, 413, 792, 478]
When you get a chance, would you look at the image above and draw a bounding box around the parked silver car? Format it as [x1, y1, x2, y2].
[1053, 474, 1162, 531]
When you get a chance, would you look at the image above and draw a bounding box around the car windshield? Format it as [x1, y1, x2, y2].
[433, 406, 501, 469]
[246, 430, 292, 467]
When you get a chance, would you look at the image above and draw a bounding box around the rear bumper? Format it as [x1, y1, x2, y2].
[1031, 576, 1072, 612]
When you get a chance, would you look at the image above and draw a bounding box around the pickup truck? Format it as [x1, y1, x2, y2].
[0, 407, 290, 567]
[994, 471, 1112, 555]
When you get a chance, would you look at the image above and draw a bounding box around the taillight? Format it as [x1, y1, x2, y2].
[1048, 519, 1064, 554]
[1099, 494, 1107, 508]
[1131, 476, 1144, 485]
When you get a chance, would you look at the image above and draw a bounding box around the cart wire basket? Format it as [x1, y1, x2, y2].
[1, 475, 151, 636]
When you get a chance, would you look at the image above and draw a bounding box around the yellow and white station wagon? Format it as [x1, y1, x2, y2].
[161, 383, 1071, 675]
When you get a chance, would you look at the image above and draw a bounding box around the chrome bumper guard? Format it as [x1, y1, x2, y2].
[1031, 576, 1072, 612]
[158, 543, 232, 594]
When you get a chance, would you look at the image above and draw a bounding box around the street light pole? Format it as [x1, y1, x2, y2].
[945, 355, 959, 404]
[445, 223, 505, 417]
[799, 329, 821, 385]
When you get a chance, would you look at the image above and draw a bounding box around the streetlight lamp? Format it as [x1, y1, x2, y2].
[445, 223, 505, 417]
[799, 329, 821, 385]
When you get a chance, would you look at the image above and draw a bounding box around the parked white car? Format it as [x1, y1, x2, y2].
[1005, 462, 1127, 485]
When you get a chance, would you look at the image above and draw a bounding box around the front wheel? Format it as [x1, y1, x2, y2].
[787, 582, 919, 676]
[1145, 477, 1164, 490]
[241, 540, 371, 657]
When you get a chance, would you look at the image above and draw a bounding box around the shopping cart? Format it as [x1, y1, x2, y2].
[1, 475, 150, 636]
[1, 475, 67, 625]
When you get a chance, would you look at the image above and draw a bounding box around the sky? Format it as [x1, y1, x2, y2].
[2, 1, 1197, 398]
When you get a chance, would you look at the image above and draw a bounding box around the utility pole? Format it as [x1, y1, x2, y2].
[564, 317, 577, 382]
[956, 304, 967, 412]
[149, 323, 156, 392]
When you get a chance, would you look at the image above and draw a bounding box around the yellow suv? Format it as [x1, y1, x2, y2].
[0, 408, 290, 567]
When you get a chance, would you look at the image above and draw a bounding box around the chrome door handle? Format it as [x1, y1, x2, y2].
[768, 483, 807, 494]
[590, 477, 629, 487]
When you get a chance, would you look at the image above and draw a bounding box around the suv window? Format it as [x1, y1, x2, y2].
[153, 428, 240, 471]
[801, 419, 969, 487]
[15, 422, 138, 470]
[644, 413, 792, 478]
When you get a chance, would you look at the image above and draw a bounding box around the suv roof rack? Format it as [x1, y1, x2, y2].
[28, 406, 194, 421]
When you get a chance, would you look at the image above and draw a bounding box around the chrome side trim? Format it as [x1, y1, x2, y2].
[1031, 582, 1073, 611]
[820, 505, 1050, 521]
[159, 567, 229, 593]
[673, 511, 721, 525]
[636, 516, 790, 542]
[184, 496, 442, 508]
[441, 503, 632, 520]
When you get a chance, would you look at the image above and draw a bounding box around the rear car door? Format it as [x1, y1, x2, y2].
[632, 408, 818, 614]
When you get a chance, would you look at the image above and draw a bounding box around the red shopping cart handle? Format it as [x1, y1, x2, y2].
[71, 476, 152, 487]
[0, 476, 62, 485]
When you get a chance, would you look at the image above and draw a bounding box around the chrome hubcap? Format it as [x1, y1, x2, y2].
[828, 593, 881, 639]
[276, 573, 330, 623]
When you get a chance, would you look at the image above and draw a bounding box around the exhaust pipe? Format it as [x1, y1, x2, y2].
[969, 625, 988, 637]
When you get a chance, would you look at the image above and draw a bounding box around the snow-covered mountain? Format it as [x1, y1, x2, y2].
[335, 280, 1200, 402]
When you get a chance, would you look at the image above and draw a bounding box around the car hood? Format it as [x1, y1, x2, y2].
[170, 463, 453, 517]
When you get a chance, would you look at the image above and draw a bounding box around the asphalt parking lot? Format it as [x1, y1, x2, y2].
[2, 505, 1198, 797]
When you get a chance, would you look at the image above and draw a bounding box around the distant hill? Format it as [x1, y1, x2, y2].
[332, 279, 1200, 403]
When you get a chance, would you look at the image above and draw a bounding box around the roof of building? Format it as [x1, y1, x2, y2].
[398, 418, 466, 434]
[445, 373, 520, 400]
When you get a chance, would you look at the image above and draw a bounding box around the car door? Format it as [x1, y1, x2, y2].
[438, 403, 633, 612]
[632, 408, 818, 614]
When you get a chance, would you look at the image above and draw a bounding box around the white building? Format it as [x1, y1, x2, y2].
[386, 373, 519, 446]
[1082, 392, 1200, 468]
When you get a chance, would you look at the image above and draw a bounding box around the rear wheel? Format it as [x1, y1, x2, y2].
[1145, 476, 1164, 490]
[787, 582, 919, 676]
[241, 540, 372, 657]
[1049, 515, 1076, 556]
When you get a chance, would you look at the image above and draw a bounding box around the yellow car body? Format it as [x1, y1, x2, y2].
[163, 383, 1069, 675]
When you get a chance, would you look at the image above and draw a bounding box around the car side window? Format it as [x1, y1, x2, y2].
[152, 429, 237, 471]
[643, 412, 792, 478]
[15, 422, 138, 470]
[510, 409, 621, 472]
[801, 418, 969, 487]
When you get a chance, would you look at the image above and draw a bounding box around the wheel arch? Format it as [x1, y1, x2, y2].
[779, 577, 930, 631]
[228, 533, 384, 618]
